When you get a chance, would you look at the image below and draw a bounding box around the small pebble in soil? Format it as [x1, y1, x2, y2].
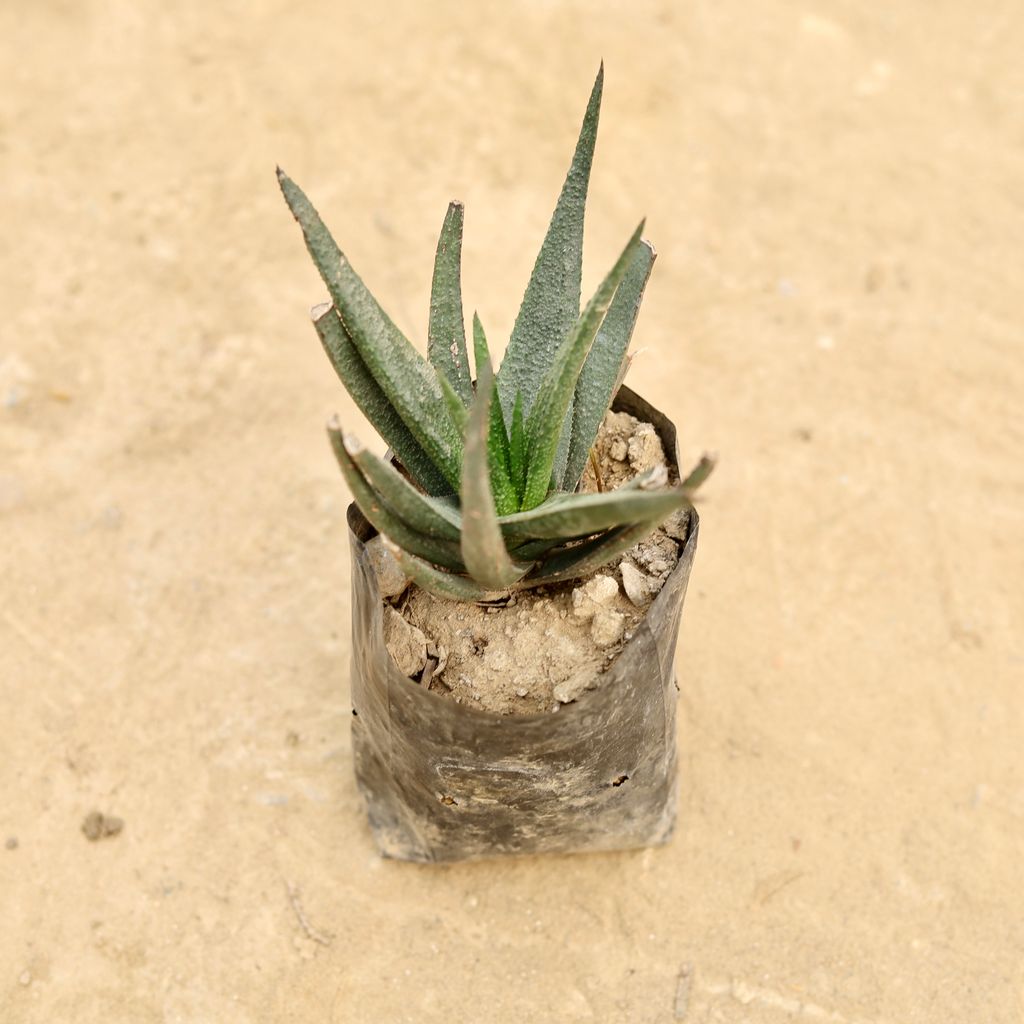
[81, 811, 124, 842]
[591, 608, 625, 646]
[620, 561, 651, 607]
[571, 574, 619, 620]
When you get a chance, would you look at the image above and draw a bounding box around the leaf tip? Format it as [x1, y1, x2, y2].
[310, 301, 332, 322]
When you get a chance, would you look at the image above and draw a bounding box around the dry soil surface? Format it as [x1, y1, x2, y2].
[2, 3, 1023, 1022]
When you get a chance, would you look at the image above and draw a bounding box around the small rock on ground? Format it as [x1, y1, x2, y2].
[572, 575, 619, 620]
[81, 811, 124, 842]
[620, 561, 651, 607]
[591, 608, 625, 646]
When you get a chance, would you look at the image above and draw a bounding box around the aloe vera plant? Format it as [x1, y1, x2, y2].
[279, 66, 710, 601]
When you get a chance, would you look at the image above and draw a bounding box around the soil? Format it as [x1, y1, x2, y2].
[381, 410, 685, 714]
[4, 5, 1023, 1022]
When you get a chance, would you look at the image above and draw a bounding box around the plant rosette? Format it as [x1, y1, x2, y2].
[280, 67, 711, 862]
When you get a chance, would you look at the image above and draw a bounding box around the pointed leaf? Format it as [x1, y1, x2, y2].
[552, 401, 574, 492]
[520, 222, 646, 510]
[472, 314, 517, 516]
[327, 422, 466, 572]
[525, 518, 665, 586]
[506, 537, 561, 561]
[681, 453, 717, 492]
[460, 361, 534, 589]
[499, 483, 689, 543]
[279, 169, 463, 489]
[497, 65, 604, 425]
[471, 310, 491, 382]
[313, 303, 450, 495]
[562, 239, 656, 489]
[437, 369, 469, 434]
[508, 391, 527, 504]
[385, 542, 508, 603]
[428, 201, 473, 405]
[347, 445, 463, 541]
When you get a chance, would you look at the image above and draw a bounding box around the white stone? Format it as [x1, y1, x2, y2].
[626, 423, 665, 474]
[571, 574, 619, 619]
[591, 608, 625, 646]
[620, 561, 651, 607]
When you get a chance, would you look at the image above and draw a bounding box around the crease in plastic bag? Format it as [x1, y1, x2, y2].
[346, 387, 700, 862]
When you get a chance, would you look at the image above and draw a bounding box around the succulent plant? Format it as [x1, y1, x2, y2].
[278, 66, 710, 601]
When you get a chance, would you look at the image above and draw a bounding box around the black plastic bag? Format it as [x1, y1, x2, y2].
[347, 387, 700, 862]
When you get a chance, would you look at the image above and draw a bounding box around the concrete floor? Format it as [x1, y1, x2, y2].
[2, 2, 1022, 1021]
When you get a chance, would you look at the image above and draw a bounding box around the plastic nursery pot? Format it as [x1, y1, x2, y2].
[346, 386, 700, 863]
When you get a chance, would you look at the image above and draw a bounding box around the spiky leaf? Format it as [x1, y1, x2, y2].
[508, 391, 527, 504]
[437, 370, 469, 434]
[428, 201, 473, 405]
[460, 361, 534, 589]
[313, 303, 450, 495]
[520, 221, 645, 510]
[279, 169, 463, 489]
[681, 453, 717, 492]
[497, 65, 603, 426]
[327, 422, 466, 572]
[506, 537, 561, 561]
[386, 542, 508, 603]
[471, 314, 517, 515]
[346, 444, 462, 541]
[526, 518, 666, 585]
[499, 483, 689, 543]
[562, 239, 656, 489]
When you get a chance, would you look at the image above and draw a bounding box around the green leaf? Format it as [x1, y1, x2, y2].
[497, 65, 603, 426]
[506, 537, 561, 561]
[525, 518, 665, 586]
[520, 221, 646, 510]
[437, 369, 469, 435]
[562, 239, 656, 490]
[428, 201, 473, 405]
[278, 169, 463, 489]
[681, 453, 717, 492]
[346, 444, 463, 541]
[385, 542, 508, 603]
[499, 483, 689, 543]
[327, 421, 466, 572]
[312, 304, 451, 495]
[472, 314, 517, 516]
[551, 401, 574, 493]
[459, 360, 534, 589]
[508, 391, 527, 505]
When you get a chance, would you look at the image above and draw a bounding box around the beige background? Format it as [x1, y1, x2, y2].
[2, 1, 1022, 1021]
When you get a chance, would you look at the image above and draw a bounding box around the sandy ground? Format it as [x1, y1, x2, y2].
[2, 2, 1022, 1021]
